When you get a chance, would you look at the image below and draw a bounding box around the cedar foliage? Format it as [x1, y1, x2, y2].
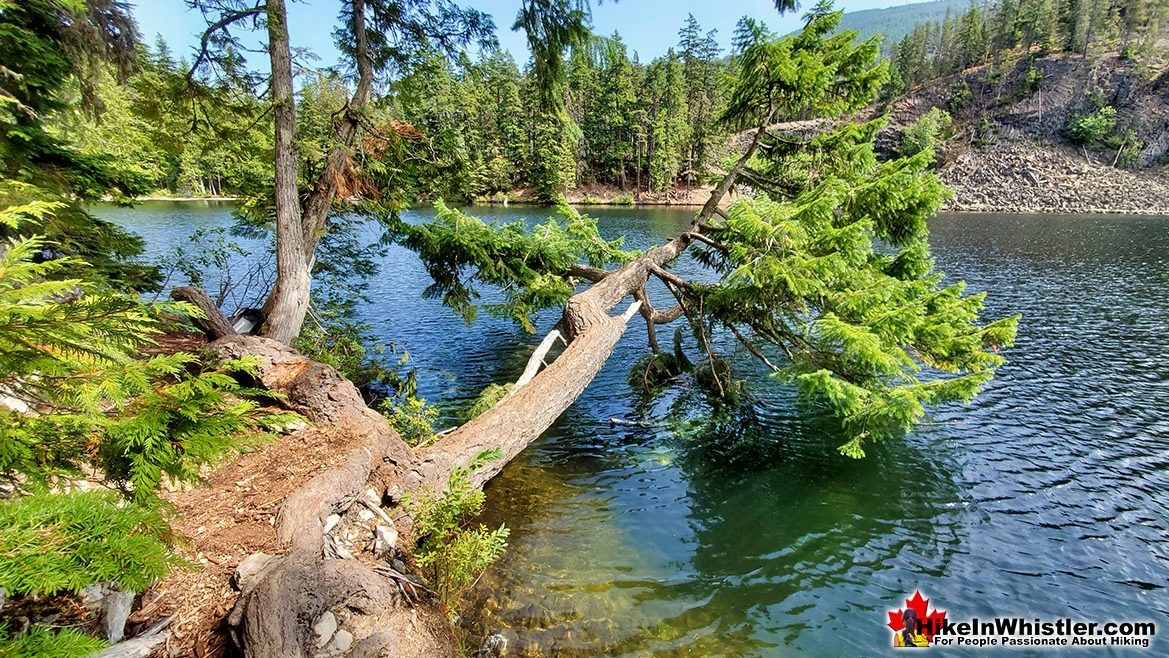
[399, 3, 1020, 457]
[0, 179, 290, 657]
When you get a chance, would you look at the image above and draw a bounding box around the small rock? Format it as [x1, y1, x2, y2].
[313, 611, 337, 648]
[80, 583, 105, 608]
[275, 418, 309, 434]
[357, 508, 375, 523]
[481, 633, 508, 657]
[323, 514, 341, 534]
[374, 525, 398, 554]
[391, 558, 407, 573]
[385, 484, 403, 504]
[104, 589, 135, 643]
[233, 552, 275, 590]
[329, 629, 354, 652]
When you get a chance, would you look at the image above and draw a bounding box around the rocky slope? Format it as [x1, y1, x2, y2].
[886, 52, 1169, 214]
[939, 142, 1169, 214]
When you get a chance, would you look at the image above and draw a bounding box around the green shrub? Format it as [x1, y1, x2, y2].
[947, 81, 971, 113]
[612, 192, 635, 206]
[0, 624, 106, 658]
[899, 108, 953, 157]
[1023, 64, 1043, 94]
[405, 450, 509, 613]
[461, 383, 513, 420]
[380, 392, 439, 448]
[0, 191, 291, 649]
[973, 114, 995, 147]
[1066, 106, 1118, 145]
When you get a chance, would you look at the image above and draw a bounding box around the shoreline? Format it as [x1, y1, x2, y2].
[130, 196, 1169, 216]
[132, 195, 239, 202]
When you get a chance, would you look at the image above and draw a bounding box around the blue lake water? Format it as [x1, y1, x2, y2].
[98, 202, 1169, 656]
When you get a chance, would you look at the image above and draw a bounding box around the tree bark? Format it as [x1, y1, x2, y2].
[171, 285, 237, 340]
[214, 117, 774, 658]
[260, 0, 312, 346]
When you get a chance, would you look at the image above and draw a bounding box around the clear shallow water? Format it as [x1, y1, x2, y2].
[99, 203, 1169, 656]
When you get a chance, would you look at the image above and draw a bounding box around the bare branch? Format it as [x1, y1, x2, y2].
[728, 324, 782, 372]
[566, 263, 610, 282]
[187, 5, 267, 81]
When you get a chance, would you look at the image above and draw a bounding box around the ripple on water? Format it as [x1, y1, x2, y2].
[98, 205, 1169, 656]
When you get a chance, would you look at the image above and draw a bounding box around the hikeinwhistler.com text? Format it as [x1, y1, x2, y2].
[929, 618, 1156, 649]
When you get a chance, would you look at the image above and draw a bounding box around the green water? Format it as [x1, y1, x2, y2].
[100, 203, 1169, 657]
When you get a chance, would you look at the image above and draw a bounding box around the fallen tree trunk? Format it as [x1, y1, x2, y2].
[171, 118, 772, 658]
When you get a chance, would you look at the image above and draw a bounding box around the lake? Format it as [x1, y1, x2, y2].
[97, 202, 1169, 656]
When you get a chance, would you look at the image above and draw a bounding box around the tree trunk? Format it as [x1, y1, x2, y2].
[298, 0, 373, 261]
[171, 286, 237, 340]
[216, 116, 773, 658]
[259, 0, 375, 341]
[260, 0, 312, 346]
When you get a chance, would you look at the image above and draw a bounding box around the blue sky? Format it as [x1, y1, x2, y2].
[133, 0, 924, 69]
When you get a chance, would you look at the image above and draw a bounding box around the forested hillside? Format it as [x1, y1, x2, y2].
[58, 0, 1169, 207]
[837, 0, 969, 44]
[59, 14, 735, 203]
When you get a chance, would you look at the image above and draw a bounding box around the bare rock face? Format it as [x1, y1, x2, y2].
[940, 143, 1169, 215]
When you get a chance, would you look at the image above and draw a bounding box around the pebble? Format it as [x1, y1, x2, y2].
[374, 524, 398, 554]
[329, 629, 353, 652]
[312, 611, 337, 648]
[323, 514, 341, 534]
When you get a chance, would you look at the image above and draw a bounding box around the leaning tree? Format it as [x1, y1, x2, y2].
[201, 5, 1017, 656]
[181, 0, 495, 343]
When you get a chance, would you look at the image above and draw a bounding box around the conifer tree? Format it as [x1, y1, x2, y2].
[392, 2, 1019, 458]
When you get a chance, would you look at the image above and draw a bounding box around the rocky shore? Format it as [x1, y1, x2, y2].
[940, 142, 1169, 215]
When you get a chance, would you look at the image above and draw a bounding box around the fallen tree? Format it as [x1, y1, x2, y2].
[164, 9, 1018, 657]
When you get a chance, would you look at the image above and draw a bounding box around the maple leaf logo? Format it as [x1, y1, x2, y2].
[887, 590, 947, 643]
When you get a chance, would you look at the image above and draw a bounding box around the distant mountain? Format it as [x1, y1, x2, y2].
[838, 0, 973, 46]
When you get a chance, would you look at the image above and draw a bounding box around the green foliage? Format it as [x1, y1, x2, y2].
[0, 623, 106, 658]
[393, 200, 635, 332]
[0, 491, 175, 598]
[700, 123, 1018, 454]
[0, 2, 160, 291]
[1065, 105, 1117, 144]
[462, 383, 514, 420]
[722, 5, 887, 131]
[900, 108, 954, 157]
[98, 356, 286, 503]
[612, 192, 635, 206]
[406, 450, 509, 610]
[295, 311, 402, 391]
[0, 195, 292, 646]
[948, 80, 972, 112]
[381, 392, 440, 448]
